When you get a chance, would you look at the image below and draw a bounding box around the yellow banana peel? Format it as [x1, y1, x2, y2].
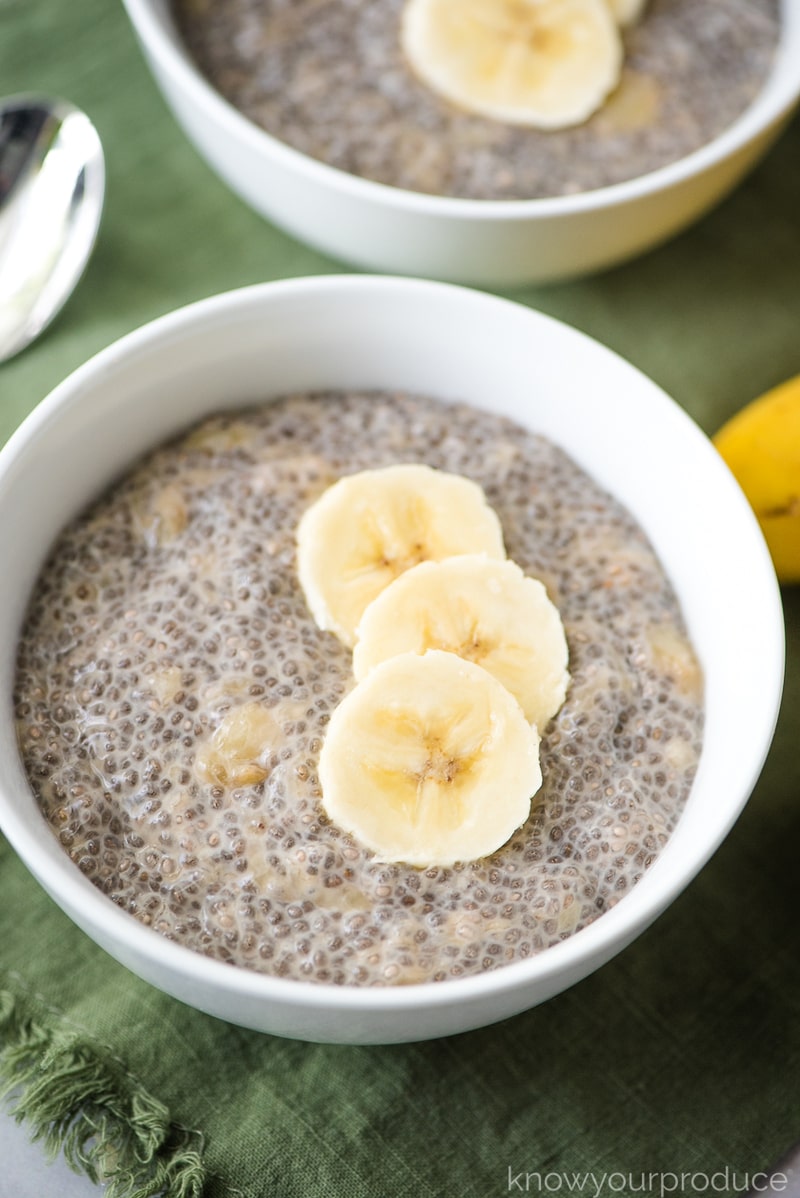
[713, 374, 800, 584]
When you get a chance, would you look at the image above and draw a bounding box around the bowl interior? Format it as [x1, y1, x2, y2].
[0, 277, 784, 1029]
[124, 0, 800, 215]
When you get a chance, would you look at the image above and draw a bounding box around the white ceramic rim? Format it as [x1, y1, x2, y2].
[0, 275, 785, 1018]
[121, 0, 800, 221]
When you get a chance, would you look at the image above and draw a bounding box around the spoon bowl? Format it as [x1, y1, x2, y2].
[0, 95, 104, 363]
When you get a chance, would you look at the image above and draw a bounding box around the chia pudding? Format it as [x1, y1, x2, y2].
[14, 392, 704, 987]
[171, 0, 780, 200]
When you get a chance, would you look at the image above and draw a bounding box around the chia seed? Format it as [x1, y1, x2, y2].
[171, 0, 780, 200]
[15, 391, 704, 986]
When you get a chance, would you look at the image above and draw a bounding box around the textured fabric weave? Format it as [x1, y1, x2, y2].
[1, 0, 799, 1193]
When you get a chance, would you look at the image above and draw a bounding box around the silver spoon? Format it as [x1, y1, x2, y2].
[0, 94, 105, 363]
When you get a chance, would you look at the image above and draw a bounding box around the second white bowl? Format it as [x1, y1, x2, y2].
[120, 0, 800, 286]
[0, 276, 784, 1042]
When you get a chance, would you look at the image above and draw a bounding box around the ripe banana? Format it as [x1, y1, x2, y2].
[318, 650, 541, 866]
[714, 373, 800, 584]
[353, 554, 569, 730]
[401, 0, 623, 129]
[296, 464, 506, 647]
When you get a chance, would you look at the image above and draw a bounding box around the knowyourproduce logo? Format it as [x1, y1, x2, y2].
[506, 1169, 788, 1197]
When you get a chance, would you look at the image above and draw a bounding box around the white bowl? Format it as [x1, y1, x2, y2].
[119, 0, 800, 287]
[0, 276, 783, 1043]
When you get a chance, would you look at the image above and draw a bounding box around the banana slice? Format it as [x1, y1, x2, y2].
[606, 0, 647, 27]
[319, 650, 541, 866]
[401, 0, 623, 130]
[354, 555, 569, 730]
[296, 464, 506, 647]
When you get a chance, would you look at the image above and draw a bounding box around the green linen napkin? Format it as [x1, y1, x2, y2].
[2, 0, 800, 1194]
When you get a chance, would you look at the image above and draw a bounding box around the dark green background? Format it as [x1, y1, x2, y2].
[1, 0, 799, 1193]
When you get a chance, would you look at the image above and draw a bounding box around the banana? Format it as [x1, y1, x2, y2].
[606, 0, 647, 26]
[353, 554, 569, 730]
[196, 702, 279, 788]
[713, 373, 800, 584]
[401, 0, 623, 130]
[296, 464, 506, 647]
[318, 650, 541, 866]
